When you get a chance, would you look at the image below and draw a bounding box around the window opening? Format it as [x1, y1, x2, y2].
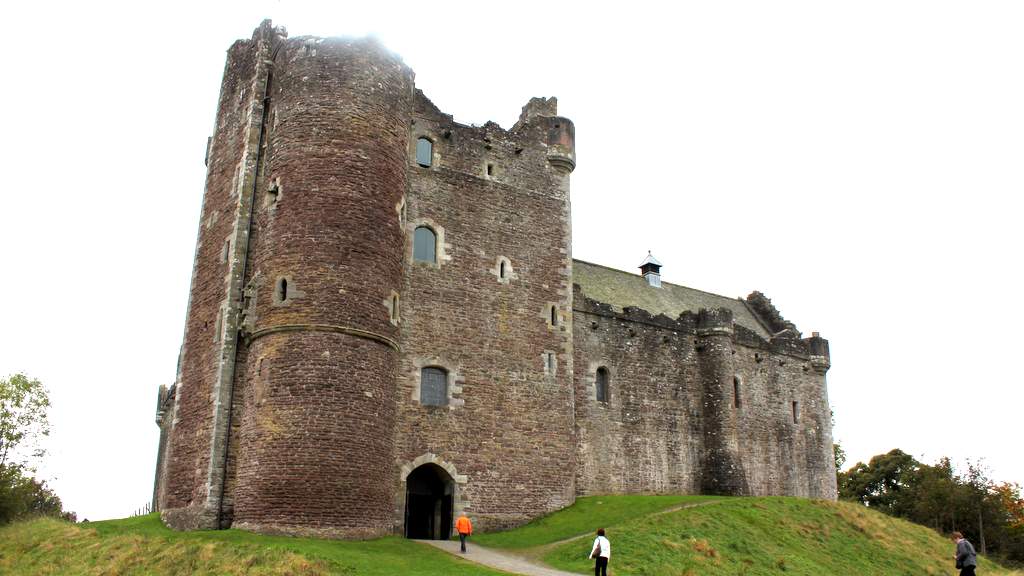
[267, 181, 280, 206]
[416, 138, 433, 167]
[545, 352, 556, 375]
[733, 376, 741, 409]
[420, 367, 448, 406]
[596, 367, 609, 403]
[413, 226, 437, 263]
[499, 260, 506, 279]
[487, 163, 494, 177]
[276, 277, 288, 302]
[391, 293, 400, 324]
[550, 305, 558, 326]
[792, 401, 800, 423]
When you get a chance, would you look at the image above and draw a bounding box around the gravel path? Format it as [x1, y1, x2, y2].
[419, 539, 582, 576]
[420, 500, 724, 575]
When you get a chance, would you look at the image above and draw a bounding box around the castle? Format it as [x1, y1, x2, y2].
[152, 21, 837, 540]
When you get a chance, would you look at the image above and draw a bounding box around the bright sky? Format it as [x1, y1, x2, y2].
[2, 1, 1021, 521]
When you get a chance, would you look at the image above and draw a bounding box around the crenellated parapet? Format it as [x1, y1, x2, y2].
[575, 286, 828, 366]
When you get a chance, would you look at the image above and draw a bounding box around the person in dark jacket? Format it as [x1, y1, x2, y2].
[952, 531, 978, 575]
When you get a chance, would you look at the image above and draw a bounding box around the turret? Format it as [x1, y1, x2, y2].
[227, 33, 415, 538]
[696, 307, 749, 496]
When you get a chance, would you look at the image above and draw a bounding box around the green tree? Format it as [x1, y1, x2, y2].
[0, 373, 51, 469]
[0, 374, 70, 524]
[833, 442, 847, 471]
[839, 448, 921, 517]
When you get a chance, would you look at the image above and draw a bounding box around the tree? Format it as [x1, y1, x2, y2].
[0, 373, 51, 469]
[841, 449, 1024, 566]
[839, 448, 921, 516]
[0, 374, 71, 524]
[833, 442, 847, 471]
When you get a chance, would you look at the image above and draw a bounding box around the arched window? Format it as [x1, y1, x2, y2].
[416, 137, 433, 167]
[420, 367, 448, 406]
[499, 260, 507, 279]
[413, 226, 437, 263]
[733, 376, 741, 409]
[596, 367, 609, 403]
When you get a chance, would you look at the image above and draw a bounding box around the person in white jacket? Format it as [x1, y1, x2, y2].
[589, 528, 611, 576]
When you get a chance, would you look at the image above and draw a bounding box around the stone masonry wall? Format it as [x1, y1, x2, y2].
[392, 94, 577, 532]
[156, 21, 835, 539]
[227, 35, 415, 538]
[160, 24, 270, 530]
[573, 292, 836, 499]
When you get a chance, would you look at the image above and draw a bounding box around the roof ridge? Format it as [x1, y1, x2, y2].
[572, 258, 744, 304]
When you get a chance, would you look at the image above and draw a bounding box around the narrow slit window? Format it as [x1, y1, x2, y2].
[550, 305, 558, 326]
[596, 367, 609, 403]
[276, 277, 288, 302]
[487, 163, 494, 177]
[416, 137, 433, 167]
[391, 294, 400, 324]
[733, 376, 741, 409]
[545, 352, 556, 375]
[792, 401, 800, 423]
[499, 260, 507, 279]
[413, 226, 437, 263]
[420, 367, 448, 406]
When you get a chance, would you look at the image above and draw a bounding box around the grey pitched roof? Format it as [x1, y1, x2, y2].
[573, 259, 770, 337]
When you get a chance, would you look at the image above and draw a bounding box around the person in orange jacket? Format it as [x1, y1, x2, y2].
[455, 512, 473, 553]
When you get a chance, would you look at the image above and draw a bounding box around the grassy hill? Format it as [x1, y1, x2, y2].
[1, 496, 1019, 575]
[0, 513, 505, 576]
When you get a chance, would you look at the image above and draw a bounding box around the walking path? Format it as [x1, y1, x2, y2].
[420, 500, 725, 576]
[420, 539, 580, 576]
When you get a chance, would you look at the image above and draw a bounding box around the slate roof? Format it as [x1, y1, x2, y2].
[573, 259, 771, 338]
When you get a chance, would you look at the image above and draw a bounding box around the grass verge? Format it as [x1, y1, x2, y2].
[541, 497, 1021, 576]
[473, 495, 719, 549]
[0, 513, 509, 576]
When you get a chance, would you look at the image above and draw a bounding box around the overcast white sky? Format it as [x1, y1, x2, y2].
[1, 1, 1021, 521]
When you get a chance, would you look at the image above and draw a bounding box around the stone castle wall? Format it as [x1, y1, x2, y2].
[154, 20, 836, 539]
[158, 23, 277, 530]
[573, 292, 837, 499]
[392, 93, 577, 532]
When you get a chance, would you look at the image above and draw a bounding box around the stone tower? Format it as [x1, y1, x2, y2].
[156, 21, 417, 537]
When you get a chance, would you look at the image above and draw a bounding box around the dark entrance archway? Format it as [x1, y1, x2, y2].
[404, 463, 454, 540]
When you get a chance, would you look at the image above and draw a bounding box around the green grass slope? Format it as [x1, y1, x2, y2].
[474, 495, 720, 549]
[2, 497, 1019, 575]
[0, 513, 507, 576]
[537, 497, 1019, 576]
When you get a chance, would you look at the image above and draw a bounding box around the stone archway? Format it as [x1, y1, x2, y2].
[399, 454, 468, 540]
[404, 463, 453, 540]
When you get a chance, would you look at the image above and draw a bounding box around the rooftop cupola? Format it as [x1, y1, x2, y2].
[639, 251, 662, 287]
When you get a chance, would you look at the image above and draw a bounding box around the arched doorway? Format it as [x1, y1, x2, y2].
[404, 463, 454, 539]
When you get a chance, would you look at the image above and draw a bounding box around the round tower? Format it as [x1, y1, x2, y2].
[696, 307, 750, 496]
[231, 36, 414, 538]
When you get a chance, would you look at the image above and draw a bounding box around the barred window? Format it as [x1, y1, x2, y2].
[596, 367, 610, 403]
[421, 367, 448, 406]
[413, 226, 437, 263]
